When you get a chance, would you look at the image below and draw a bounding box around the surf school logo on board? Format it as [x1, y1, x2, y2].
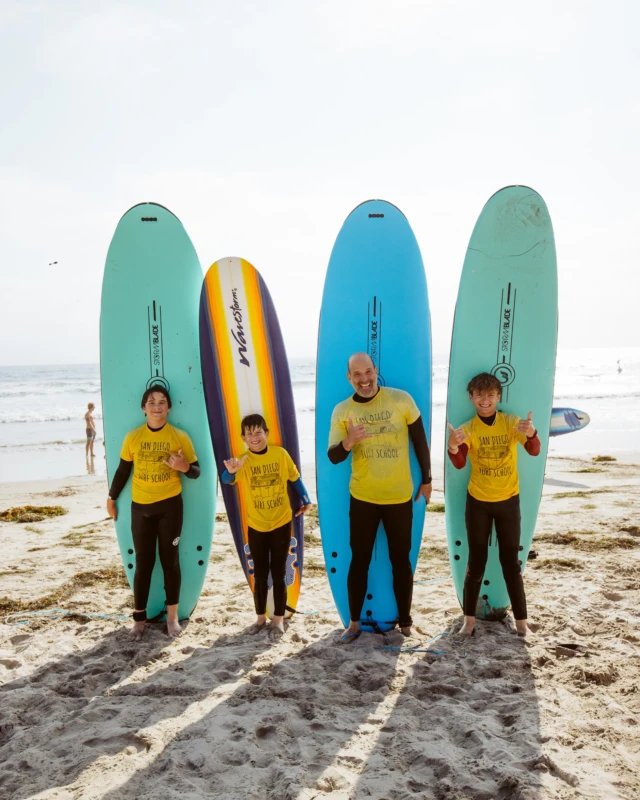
[229, 288, 250, 367]
[490, 283, 517, 400]
[366, 295, 385, 386]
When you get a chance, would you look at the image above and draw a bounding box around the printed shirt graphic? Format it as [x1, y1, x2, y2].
[329, 387, 420, 504]
[120, 423, 197, 504]
[229, 446, 300, 532]
[462, 412, 527, 502]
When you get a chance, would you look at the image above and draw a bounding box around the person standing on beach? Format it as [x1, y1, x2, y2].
[447, 372, 540, 638]
[221, 414, 312, 642]
[327, 352, 432, 641]
[85, 403, 97, 458]
[105, 385, 201, 640]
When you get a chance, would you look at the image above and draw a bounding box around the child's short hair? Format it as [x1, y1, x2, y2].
[88, 402, 95, 410]
[241, 414, 269, 435]
[466, 372, 503, 397]
[141, 384, 172, 409]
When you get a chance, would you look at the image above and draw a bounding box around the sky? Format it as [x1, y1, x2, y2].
[1, 0, 639, 366]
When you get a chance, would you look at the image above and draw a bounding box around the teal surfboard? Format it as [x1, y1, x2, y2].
[445, 186, 557, 620]
[316, 199, 431, 631]
[100, 203, 216, 620]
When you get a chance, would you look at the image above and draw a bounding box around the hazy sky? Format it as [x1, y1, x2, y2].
[1, 0, 639, 366]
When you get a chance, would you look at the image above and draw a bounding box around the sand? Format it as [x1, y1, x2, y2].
[0, 454, 639, 800]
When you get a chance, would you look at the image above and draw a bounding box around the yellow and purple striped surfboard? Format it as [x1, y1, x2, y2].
[199, 258, 303, 614]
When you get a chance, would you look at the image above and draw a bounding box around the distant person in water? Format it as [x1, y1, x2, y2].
[85, 403, 97, 458]
[447, 372, 540, 638]
[328, 352, 432, 642]
[617, 360, 622, 374]
[105, 385, 201, 640]
[221, 414, 311, 642]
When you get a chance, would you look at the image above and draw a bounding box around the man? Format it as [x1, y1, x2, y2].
[328, 352, 432, 639]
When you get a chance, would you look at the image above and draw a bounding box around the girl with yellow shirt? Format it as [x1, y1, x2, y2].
[222, 414, 311, 642]
[448, 372, 540, 638]
[106, 385, 200, 640]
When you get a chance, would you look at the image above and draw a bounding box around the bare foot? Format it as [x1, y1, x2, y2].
[129, 621, 146, 641]
[345, 621, 360, 636]
[400, 626, 412, 637]
[268, 626, 284, 643]
[516, 621, 532, 638]
[167, 619, 182, 638]
[458, 617, 476, 637]
[246, 621, 266, 635]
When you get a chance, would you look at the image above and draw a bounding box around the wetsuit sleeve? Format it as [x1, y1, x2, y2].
[524, 432, 541, 456]
[184, 460, 200, 479]
[291, 477, 311, 505]
[328, 441, 350, 464]
[448, 443, 468, 469]
[407, 416, 432, 483]
[109, 458, 133, 499]
[220, 469, 237, 485]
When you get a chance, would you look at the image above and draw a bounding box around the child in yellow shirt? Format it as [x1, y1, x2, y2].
[448, 372, 540, 637]
[222, 414, 311, 641]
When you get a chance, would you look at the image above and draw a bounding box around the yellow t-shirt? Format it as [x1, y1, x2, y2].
[461, 412, 527, 502]
[120, 423, 197, 505]
[329, 387, 420, 504]
[229, 446, 300, 532]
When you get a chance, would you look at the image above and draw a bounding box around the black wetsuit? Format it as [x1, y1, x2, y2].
[109, 423, 200, 616]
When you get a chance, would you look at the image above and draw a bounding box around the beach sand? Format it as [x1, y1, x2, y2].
[0, 455, 639, 799]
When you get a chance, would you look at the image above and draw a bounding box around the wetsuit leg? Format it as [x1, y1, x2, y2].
[131, 501, 158, 612]
[268, 521, 293, 617]
[348, 496, 382, 623]
[248, 526, 270, 615]
[381, 500, 414, 628]
[155, 494, 183, 606]
[493, 495, 527, 619]
[463, 493, 493, 616]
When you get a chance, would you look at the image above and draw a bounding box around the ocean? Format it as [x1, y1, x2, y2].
[1, 347, 638, 484]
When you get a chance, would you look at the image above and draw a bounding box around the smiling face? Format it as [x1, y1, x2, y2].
[143, 391, 170, 427]
[242, 425, 268, 452]
[470, 389, 501, 417]
[347, 353, 378, 399]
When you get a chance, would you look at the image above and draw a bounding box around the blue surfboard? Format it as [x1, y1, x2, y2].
[549, 407, 590, 437]
[100, 202, 216, 620]
[316, 199, 431, 631]
[445, 186, 557, 620]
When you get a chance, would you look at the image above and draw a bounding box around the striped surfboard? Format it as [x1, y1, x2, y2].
[199, 258, 303, 614]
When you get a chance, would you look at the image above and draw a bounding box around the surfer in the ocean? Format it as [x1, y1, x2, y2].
[105, 385, 201, 640]
[447, 372, 540, 638]
[221, 414, 311, 642]
[328, 352, 432, 642]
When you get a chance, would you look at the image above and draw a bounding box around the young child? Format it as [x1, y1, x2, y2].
[221, 414, 311, 642]
[106, 385, 201, 640]
[447, 372, 540, 638]
[85, 402, 97, 458]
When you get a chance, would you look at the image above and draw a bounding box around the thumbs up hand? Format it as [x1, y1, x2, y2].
[514, 411, 536, 439]
[447, 422, 470, 453]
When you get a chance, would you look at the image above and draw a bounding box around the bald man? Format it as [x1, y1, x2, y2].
[328, 352, 432, 639]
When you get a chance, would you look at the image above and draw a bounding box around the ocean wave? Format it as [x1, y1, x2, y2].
[0, 413, 103, 424]
[0, 438, 88, 450]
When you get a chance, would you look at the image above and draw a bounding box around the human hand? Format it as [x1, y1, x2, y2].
[295, 503, 312, 517]
[223, 455, 248, 474]
[343, 418, 371, 451]
[515, 412, 535, 438]
[107, 497, 117, 521]
[163, 448, 190, 473]
[414, 483, 432, 504]
[447, 423, 470, 452]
